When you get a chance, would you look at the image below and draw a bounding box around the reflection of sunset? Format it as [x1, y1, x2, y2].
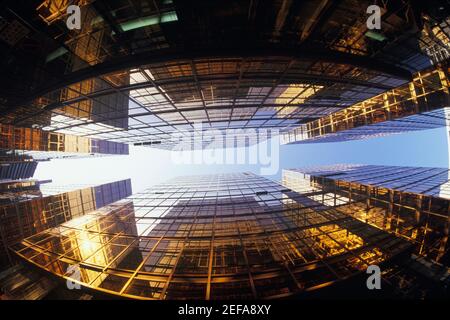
[12, 173, 411, 299]
[0, 0, 448, 302]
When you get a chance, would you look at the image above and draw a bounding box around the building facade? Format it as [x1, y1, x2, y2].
[0, 179, 132, 270]
[0, 123, 129, 162]
[283, 165, 450, 264]
[281, 66, 450, 145]
[0, 1, 448, 150]
[11, 173, 411, 299]
[0, 160, 38, 180]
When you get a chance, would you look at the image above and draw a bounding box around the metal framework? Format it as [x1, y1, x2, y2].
[283, 165, 450, 263]
[11, 173, 411, 299]
[281, 66, 450, 144]
[0, 123, 129, 162]
[0, 179, 132, 270]
[1, 0, 447, 149]
[8, 56, 408, 149]
[0, 160, 38, 180]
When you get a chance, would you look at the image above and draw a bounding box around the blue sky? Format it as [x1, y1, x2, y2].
[34, 127, 449, 193]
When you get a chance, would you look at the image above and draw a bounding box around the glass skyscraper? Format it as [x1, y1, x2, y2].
[0, 0, 449, 302]
[0, 123, 129, 162]
[0, 123, 129, 182]
[281, 66, 450, 145]
[1, 0, 447, 150]
[0, 161, 38, 180]
[10, 173, 411, 299]
[283, 165, 450, 264]
[0, 179, 132, 271]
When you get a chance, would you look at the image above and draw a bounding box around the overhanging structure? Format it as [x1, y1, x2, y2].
[281, 65, 450, 144]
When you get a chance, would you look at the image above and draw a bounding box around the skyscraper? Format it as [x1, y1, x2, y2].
[0, 123, 129, 181]
[0, 179, 48, 206]
[283, 165, 450, 264]
[0, 123, 129, 162]
[10, 173, 412, 299]
[0, 161, 38, 180]
[0, 1, 447, 150]
[0, 179, 132, 271]
[281, 66, 450, 145]
[0, 0, 449, 303]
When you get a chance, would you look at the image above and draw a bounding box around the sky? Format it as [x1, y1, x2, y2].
[34, 127, 449, 193]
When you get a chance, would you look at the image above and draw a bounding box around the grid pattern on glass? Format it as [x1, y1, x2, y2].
[27, 0, 438, 75]
[283, 166, 450, 263]
[0, 179, 43, 206]
[3, 0, 447, 136]
[287, 165, 450, 197]
[4, 56, 407, 150]
[0, 179, 132, 270]
[281, 67, 450, 145]
[4, 0, 446, 149]
[11, 173, 412, 299]
[0, 160, 38, 180]
[0, 124, 129, 162]
[281, 108, 449, 144]
[420, 16, 450, 65]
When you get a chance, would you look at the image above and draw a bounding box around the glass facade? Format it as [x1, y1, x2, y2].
[281, 66, 450, 144]
[0, 0, 449, 301]
[0, 160, 38, 180]
[0, 179, 132, 270]
[2, 0, 445, 150]
[11, 173, 411, 299]
[283, 165, 450, 263]
[0, 179, 45, 206]
[14, 57, 406, 150]
[0, 124, 129, 162]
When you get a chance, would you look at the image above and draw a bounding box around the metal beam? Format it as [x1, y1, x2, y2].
[18, 46, 413, 105]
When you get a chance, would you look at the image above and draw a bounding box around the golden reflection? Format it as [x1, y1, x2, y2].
[11, 175, 412, 299]
[303, 225, 364, 257]
[276, 84, 324, 116]
[22, 202, 137, 288]
[348, 248, 385, 271]
[63, 135, 90, 153]
[281, 66, 450, 144]
[283, 168, 450, 263]
[37, 0, 91, 25]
